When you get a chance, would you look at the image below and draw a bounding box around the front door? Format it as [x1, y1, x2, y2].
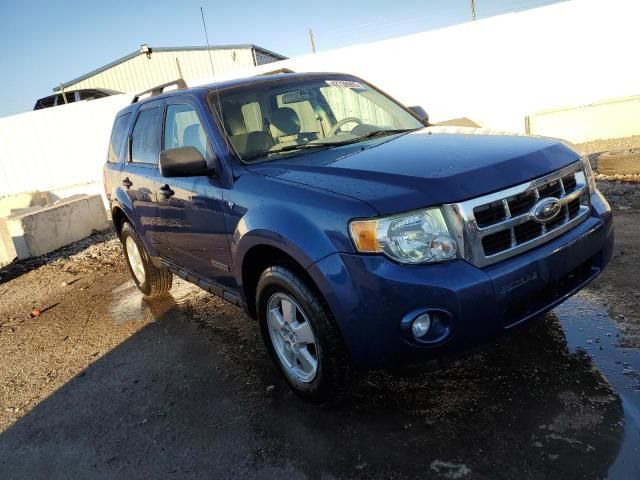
[156, 98, 233, 288]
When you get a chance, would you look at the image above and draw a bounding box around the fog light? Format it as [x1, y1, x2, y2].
[411, 313, 431, 338]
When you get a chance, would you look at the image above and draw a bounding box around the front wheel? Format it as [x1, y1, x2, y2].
[121, 222, 172, 297]
[256, 266, 360, 405]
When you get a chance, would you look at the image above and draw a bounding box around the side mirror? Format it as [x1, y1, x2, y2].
[409, 106, 430, 126]
[159, 146, 213, 177]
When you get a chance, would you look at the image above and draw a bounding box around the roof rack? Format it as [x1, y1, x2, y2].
[131, 79, 188, 103]
[257, 68, 295, 76]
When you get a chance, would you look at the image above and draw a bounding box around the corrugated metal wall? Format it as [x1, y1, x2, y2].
[254, 50, 281, 66]
[61, 48, 258, 93]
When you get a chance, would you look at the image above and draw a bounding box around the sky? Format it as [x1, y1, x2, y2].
[0, 0, 561, 117]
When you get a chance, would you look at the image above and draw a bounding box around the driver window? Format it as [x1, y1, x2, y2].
[320, 86, 395, 129]
[164, 104, 208, 158]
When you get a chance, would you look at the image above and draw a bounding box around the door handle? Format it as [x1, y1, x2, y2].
[158, 184, 175, 198]
[122, 177, 133, 189]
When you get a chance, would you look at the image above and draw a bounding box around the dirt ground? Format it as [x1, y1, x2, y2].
[1, 150, 639, 478]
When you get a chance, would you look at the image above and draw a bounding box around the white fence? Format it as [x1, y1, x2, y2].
[209, 0, 639, 134]
[1, 0, 638, 198]
[0, 95, 129, 197]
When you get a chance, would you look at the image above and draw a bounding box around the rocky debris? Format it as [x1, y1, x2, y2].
[594, 179, 640, 211]
[578, 136, 640, 184]
[577, 135, 640, 159]
[0, 230, 124, 283]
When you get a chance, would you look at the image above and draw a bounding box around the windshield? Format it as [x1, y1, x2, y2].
[208, 76, 423, 162]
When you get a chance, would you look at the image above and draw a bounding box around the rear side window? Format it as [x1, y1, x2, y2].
[107, 113, 131, 163]
[131, 107, 161, 164]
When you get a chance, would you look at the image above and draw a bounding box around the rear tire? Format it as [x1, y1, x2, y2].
[121, 222, 172, 297]
[256, 266, 360, 405]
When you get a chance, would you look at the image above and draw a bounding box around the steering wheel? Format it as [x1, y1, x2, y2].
[328, 117, 363, 137]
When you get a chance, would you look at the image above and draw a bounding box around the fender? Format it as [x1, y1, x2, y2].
[231, 203, 350, 287]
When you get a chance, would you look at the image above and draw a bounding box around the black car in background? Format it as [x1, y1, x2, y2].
[33, 88, 122, 110]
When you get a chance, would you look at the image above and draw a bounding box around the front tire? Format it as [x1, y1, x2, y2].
[121, 222, 172, 297]
[256, 266, 359, 405]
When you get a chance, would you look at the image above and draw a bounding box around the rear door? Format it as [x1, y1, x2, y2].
[104, 111, 132, 200]
[122, 100, 164, 251]
[156, 97, 233, 287]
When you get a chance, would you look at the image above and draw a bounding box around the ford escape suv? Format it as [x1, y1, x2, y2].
[104, 73, 613, 403]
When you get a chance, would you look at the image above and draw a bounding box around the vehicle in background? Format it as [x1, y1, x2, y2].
[33, 88, 122, 110]
[103, 73, 613, 405]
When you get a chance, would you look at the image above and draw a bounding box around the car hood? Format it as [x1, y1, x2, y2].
[246, 127, 580, 215]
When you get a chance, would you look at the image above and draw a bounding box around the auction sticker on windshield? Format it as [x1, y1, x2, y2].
[326, 80, 365, 89]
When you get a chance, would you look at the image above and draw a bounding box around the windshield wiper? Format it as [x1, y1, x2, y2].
[274, 142, 340, 153]
[242, 129, 416, 162]
[354, 128, 417, 140]
[242, 142, 340, 162]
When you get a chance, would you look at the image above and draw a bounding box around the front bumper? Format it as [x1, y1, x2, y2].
[308, 193, 614, 369]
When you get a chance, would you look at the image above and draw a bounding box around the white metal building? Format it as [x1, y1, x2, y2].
[52, 44, 286, 94]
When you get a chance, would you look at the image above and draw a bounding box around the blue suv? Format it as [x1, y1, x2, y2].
[104, 73, 614, 403]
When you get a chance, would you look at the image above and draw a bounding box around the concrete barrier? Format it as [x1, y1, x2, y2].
[0, 191, 53, 218]
[527, 95, 640, 143]
[0, 194, 109, 264]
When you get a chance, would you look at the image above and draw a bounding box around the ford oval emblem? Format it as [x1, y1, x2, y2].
[531, 197, 562, 223]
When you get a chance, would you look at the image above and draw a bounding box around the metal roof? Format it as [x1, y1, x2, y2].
[53, 44, 287, 92]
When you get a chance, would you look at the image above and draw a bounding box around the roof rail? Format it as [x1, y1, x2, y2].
[257, 68, 295, 76]
[131, 79, 188, 103]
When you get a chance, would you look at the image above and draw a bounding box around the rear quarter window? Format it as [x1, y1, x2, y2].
[107, 113, 131, 163]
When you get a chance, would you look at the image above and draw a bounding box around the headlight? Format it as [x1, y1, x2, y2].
[349, 208, 457, 264]
[580, 154, 597, 193]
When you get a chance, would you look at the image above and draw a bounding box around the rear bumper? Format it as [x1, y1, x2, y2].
[308, 193, 614, 369]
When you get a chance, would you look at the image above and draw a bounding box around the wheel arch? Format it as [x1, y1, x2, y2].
[111, 205, 129, 238]
[240, 242, 329, 320]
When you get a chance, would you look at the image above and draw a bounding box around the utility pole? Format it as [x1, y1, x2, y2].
[308, 27, 316, 53]
[471, 0, 477, 21]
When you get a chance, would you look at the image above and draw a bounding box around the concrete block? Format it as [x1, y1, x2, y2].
[0, 191, 52, 219]
[0, 194, 109, 263]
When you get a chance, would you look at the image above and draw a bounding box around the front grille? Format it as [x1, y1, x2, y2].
[507, 190, 536, 217]
[449, 161, 592, 268]
[474, 200, 506, 227]
[482, 230, 511, 256]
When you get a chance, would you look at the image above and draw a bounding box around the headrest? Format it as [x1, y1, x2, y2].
[270, 107, 301, 137]
[183, 124, 205, 155]
[223, 104, 247, 136]
[229, 131, 275, 159]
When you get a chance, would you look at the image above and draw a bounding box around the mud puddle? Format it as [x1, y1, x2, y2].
[108, 278, 203, 324]
[556, 294, 640, 479]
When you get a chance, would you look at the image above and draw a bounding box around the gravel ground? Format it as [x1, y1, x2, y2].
[0, 137, 639, 479]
